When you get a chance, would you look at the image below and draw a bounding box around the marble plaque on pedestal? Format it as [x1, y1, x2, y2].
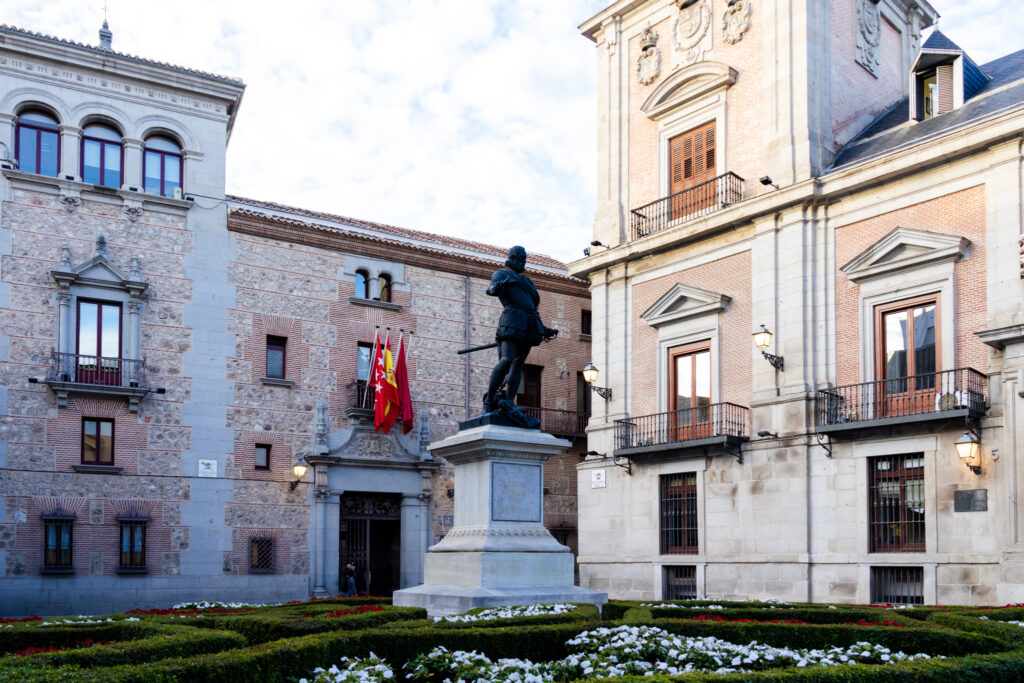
[491, 462, 541, 522]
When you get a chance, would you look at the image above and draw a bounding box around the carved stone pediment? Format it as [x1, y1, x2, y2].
[329, 423, 420, 465]
[841, 227, 970, 284]
[641, 282, 731, 328]
[640, 60, 737, 120]
[50, 235, 148, 297]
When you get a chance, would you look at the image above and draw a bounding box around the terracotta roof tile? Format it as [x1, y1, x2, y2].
[0, 24, 244, 85]
[228, 206, 585, 285]
[227, 195, 568, 270]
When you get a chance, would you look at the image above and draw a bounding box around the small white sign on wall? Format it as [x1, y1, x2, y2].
[591, 469, 607, 489]
[198, 460, 217, 478]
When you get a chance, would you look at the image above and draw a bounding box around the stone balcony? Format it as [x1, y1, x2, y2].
[45, 351, 150, 413]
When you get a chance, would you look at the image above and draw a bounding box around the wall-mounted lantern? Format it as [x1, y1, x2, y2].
[955, 430, 981, 475]
[290, 459, 309, 491]
[753, 324, 784, 371]
[582, 363, 613, 400]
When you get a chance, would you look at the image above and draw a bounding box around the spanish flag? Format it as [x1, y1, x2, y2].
[374, 334, 401, 433]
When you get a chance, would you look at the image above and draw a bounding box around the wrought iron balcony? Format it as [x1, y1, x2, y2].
[816, 367, 987, 435]
[520, 406, 590, 439]
[614, 402, 749, 461]
[629, 172, 744, 241]
[46, 352, 149, 412]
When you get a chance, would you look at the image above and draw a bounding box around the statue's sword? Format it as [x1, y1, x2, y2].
[455, 342, 498, 356]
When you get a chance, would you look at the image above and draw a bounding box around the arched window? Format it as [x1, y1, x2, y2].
[16, 109, 60, 177]
[143, 135, 182, 197]
[354, 269, 370, 299]
[378, 273, 392, 303]
[81, 123, 122, 188]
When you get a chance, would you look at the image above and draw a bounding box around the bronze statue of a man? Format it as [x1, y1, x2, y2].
[483, 246, 558, 416]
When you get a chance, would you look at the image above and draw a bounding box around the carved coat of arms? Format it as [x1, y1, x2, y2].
[672, 0, 713, 68]
[636, 24, 661, 85]
[722, 0, 752, 45]
[855, 0, 881, 76]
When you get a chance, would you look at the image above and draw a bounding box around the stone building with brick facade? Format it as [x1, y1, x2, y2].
[571, 0, 1024, 605]
[0, 24, 592, 615]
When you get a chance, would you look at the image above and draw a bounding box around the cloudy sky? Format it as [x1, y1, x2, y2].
[4, 1, 1020, 263]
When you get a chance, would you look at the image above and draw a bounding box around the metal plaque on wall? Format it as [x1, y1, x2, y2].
[954, 489, 988, 512]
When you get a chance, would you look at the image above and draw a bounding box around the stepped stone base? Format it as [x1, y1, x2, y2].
[392, 423, 607, 617]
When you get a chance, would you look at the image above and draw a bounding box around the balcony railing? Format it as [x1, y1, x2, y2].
[614, 402, 750, 455]
[520, 406, 590, 438]
[46, 352, 149, 412]
[816, 367, 987, 433]
[630, 172, 744, 240]
[48, 352, 145, 388]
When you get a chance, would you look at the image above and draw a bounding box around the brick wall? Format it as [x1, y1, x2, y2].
[834, 185, 988, 385]
[631, 250, 753, 416]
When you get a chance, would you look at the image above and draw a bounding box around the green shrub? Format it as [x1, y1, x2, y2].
[182, 605, 426, 643]
[0, 625, 245, 669]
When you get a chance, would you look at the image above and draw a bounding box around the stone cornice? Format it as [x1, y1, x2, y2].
[0, 38, 244, 132]
[228, 211, 591, 298]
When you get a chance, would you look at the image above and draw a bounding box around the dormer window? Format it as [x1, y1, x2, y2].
[910, 30, 990, 122]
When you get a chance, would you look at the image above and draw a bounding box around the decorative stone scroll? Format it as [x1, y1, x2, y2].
[722, 0, 752, 44]
[856, 0, 881, 76]
[636, 24, 661, 85]
[340, 493, 401, 520]
[672, 0, 713, 68]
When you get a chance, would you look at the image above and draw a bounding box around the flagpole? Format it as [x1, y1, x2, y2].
[363, 326, 380, 409]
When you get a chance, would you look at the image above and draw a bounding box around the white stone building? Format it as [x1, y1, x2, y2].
[571, 0, 1024, 605]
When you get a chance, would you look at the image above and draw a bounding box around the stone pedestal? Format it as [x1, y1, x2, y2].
[393, 424, 607, 616]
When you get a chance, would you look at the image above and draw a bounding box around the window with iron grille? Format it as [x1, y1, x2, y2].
[660, 472, 698, 554]
[869, 454, 925, 552]
[250, 538, 275, 574]
[266, 336, 286, 379]
[42, 515, 74, 572]
[117, 518, 147, 572]
[254, 444, 271, 470]
[871, 566, 923, 605]
[664, 565, 697, 600]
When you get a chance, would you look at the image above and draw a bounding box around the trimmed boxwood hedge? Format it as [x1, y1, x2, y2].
[1, 599, 1020, 682]
[0, 625, 245, 669]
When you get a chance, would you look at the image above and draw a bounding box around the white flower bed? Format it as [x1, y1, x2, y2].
[433, 603, 575, 623]
[171, 600, 274, 610]
[39, 616, 140, 627]
[640, 603, 726, 610]
[303, 624, 937, 682]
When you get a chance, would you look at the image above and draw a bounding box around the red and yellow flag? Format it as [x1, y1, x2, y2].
[374, 334, 400, 433]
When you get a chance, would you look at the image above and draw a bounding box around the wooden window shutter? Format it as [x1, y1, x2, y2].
[671, 137, 683, 185]
[936, 65, 954, 114]
[683, 136, 693, 179]
[705, 125, 716, 175]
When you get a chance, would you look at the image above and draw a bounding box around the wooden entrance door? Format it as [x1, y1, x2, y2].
[669, 343, 711, 442]
[668, 122, 717, 219]
[876, 298, 938, 418]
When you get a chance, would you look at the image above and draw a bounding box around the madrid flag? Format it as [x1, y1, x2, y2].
[394, 336, 414, 434]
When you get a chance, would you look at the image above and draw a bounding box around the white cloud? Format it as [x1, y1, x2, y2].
[3, 1, 1018, 263]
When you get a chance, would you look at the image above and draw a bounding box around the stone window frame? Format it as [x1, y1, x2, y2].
[868, 452, 926, 554]
[659, 471, 699, 555]
[650, 458, 707, 599]
[657, 102, 726, 202]
[344, 257, 406, 311]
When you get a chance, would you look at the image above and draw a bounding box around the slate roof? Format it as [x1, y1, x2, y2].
[831, 40, 1024, 171]
[227, 195, 569, 272]
[0, 24, 244, 86]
